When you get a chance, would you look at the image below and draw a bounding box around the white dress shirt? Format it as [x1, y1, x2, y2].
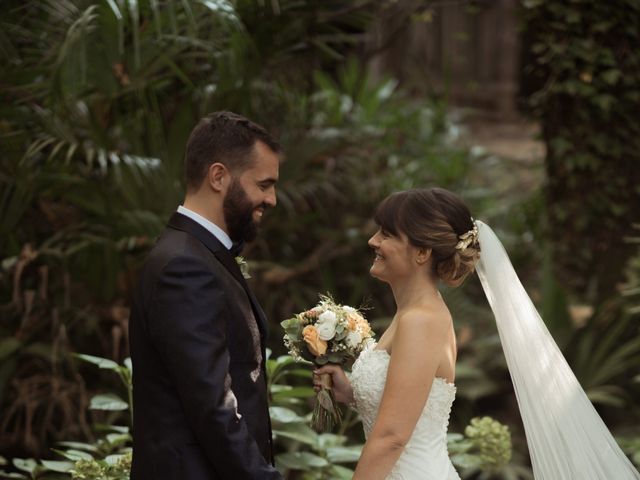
[177, 205, 233, 250]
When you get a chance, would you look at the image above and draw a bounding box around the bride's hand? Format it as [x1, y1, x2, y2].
[313, 365, 355, 406]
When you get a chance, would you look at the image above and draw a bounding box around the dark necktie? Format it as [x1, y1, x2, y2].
[229, 241, 245, 257]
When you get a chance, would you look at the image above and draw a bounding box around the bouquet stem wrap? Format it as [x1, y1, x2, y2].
[312, 372, 342, 431]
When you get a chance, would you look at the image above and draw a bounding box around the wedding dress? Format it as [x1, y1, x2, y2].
[350, 344, 460, 480]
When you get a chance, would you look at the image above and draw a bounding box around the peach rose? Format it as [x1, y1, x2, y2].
[346, 313, 359, 332]
[302, 325, 327, 356]
[356, 316, 371, 336]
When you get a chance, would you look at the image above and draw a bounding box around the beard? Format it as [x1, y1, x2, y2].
[223, 178, 262, 243]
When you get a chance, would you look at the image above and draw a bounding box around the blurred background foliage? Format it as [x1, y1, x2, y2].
[1, 0, 639, 478]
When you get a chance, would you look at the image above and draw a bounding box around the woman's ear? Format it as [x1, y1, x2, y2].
[208, 162, 228, 192]
[416, 247, 432, 265]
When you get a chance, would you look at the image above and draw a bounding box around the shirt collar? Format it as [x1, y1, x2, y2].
[177, 205, 232, 250]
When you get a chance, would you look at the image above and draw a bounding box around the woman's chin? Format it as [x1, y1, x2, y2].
[369, 265, 384, 280]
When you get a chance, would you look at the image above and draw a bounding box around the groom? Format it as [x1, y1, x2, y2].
[129, 111, 283, 479]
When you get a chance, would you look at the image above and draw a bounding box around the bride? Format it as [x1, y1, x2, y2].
[314, 188, 640, 479]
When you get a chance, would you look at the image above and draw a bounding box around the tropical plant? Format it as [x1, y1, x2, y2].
[0, 355, 131, 479]
[1, 0, 435, 457]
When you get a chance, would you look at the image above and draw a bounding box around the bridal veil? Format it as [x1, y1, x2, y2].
[475, 220, 640, 479]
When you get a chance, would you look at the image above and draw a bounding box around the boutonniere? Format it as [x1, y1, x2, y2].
[235, 256, 251, 279]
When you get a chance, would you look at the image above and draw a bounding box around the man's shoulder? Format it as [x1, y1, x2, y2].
[143, 227, 222, 277]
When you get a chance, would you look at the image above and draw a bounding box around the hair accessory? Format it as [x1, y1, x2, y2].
[455, 219, 479, 251]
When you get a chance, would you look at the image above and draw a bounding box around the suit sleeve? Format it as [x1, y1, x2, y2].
[148, 255, 281, 479]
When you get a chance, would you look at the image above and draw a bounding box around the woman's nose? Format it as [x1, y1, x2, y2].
[368, 233, 379, 249]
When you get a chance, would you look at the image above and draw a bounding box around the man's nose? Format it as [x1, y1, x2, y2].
[265, 188, 277, 207]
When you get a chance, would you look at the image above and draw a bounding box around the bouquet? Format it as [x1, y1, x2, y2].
[281, 295, 375, 431]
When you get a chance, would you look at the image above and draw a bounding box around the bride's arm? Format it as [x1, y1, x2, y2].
[353, 311, 448, 480]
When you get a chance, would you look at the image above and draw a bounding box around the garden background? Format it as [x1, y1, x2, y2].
[1, 0, 640, 478]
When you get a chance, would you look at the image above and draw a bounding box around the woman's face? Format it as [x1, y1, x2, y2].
[367, 227, 417, 282]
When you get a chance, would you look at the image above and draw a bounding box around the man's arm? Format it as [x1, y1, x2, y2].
[149, 255, 281, 479]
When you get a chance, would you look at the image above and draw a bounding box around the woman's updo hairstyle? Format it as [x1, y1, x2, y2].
[374, 188, 480, 287]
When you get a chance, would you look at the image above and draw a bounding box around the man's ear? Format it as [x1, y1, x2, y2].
[416, 247, 432, 265]
[208, 162, 228, 192]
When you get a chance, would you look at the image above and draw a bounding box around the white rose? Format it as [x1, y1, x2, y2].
[316, 310, 338, 340]
[346, 330, 362, 348]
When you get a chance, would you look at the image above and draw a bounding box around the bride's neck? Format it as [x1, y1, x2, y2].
[390, 274, 441, 311]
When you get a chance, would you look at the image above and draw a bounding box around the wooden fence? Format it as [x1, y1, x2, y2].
[370, 0, 522, 118]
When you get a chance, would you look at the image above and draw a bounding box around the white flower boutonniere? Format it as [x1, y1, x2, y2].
[235, 256, 251, 279]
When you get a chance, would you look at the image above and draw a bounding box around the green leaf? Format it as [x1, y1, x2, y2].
[269, 406, 305, 424]
[315, 355, 329, 365]
[94, 424, 129, 434]
[54, 441, 99, 452]
[105, 432, 131, 446]
[327, 464, 355, 479]
[90, 393, 129, 411]
[276, 451, 329, 470]
[0, 338, 21, 361]
[272, 386, 315, 402]
[74, 353, 119, 370]
[0, 472, 27, 479]
[593, 94, 616, 112]
[12, 458, 37, 474]
[601, 69, 622, 85]
[273, 423, 318, 446]
[40, 460, 74, 472]
[52, 449, 93, 461]
[451, 452, 483, 469]
[326, 445, 362, 463]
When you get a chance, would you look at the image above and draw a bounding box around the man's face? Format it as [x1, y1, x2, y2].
[223, 141, 279, 242]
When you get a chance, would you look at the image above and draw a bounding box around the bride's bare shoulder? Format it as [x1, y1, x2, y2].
[396, 307, 451, 333]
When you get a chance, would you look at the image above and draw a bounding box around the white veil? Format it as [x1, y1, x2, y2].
[475, 220, 640, 479]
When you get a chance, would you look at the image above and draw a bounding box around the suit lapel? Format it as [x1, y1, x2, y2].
[166, 212, 269, 340]
[211, 247, 269, 341]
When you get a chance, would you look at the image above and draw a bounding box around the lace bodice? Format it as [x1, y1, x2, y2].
[350, 344, 460, 480]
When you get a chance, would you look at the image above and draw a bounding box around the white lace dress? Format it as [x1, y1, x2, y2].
[350, 344, 460, 480]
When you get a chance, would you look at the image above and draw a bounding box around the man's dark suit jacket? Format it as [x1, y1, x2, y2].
[129, 212, 281, 479]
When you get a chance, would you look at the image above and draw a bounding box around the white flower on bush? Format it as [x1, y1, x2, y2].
[316, 310, 338, 340]
[345, 330, 362, 348]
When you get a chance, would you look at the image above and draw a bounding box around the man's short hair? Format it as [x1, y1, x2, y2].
[184, 111, 281, 191]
